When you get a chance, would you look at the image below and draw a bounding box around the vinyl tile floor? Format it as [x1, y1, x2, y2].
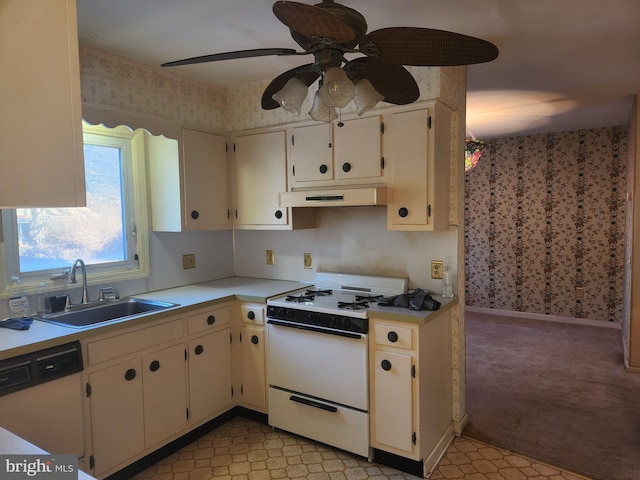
[131, 417, 592, 480]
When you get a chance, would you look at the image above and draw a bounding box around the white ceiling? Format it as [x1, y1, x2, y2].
[76, 0, 640, 139]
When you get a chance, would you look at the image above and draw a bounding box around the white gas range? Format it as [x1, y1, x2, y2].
[266, 272, 408, 458]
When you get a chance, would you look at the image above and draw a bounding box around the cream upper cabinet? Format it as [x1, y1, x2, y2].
[290, 115, 384, 187]
[386, 102, 452, 231]
[233, 130, 315, 230]
[369, 311, 453, 476]
[0, 0, 85, 208]
[148, 128, 229, 231]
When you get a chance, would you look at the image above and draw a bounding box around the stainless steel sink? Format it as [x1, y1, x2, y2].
[37, 298, 179, 328]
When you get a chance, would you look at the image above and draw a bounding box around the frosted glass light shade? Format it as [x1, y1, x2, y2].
[272, 77, 308, 115]
[353, 79, 384, 115]
[318, 67, 355, 108]
[309, 91, 338, 122]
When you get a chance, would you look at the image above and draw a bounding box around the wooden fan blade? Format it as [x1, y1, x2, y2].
[346, 58, 419, 105]
[262, 64, 320, 110]
[161, 48, 299, 67]
[361, 27, 499, 66]
[273, 1, 356, 43]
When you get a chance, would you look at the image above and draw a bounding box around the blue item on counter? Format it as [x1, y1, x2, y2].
[0, 317, 34, 330]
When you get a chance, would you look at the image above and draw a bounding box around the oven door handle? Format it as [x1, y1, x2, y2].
[267, 319, 363, 339]
[289, 395, 338, 413]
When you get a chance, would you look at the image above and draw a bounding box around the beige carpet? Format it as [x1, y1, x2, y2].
[464, 310, 640, 480]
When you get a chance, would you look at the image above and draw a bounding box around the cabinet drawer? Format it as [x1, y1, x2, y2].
[241, 304, 264, 325]
[374, 323, 414, 350]
[87, 319, 184, 366]
[187, 305, 231, 335]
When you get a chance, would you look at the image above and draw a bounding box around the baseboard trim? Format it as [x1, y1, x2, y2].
[453, 414, 468, 435]
[424, 423, 455, 477]
[625, 364, 640, 373]
[465, 306, 622, 330]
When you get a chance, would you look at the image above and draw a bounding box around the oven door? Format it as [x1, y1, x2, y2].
[267, 319, 369, 411]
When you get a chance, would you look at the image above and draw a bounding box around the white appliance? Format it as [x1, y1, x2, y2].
[267, 272, 407, 458]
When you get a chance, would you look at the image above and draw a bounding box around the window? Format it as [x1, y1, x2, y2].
[1, 122, 149, 296]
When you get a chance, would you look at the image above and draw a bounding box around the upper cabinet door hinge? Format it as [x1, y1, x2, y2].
[233, 143, 236, 153]
[381, 157, 385, 169]
[380, 122, 385, 134]
[428, 116, 433, 129]
[230, 332, 233, 344]
[85, 382, 91, 397]
[411, 364, 416, 378]
[427, 204, 432, 217]
[225, 143, 228, 153]
[292, 165, 296, 176]
[292, 134, 295, 146]
[89, 455, 95, 470]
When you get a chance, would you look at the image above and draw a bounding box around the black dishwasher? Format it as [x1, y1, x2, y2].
[0, 341, 83, 396]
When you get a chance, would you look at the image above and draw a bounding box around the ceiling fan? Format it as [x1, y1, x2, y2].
[161, 0, 499, 120]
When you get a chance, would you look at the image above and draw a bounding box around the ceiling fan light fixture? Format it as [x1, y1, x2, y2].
[309, 90, 338, 122]
[272, 77, 309, 115]
[353, 79, 384, 115]
[318, 66, 355, 108]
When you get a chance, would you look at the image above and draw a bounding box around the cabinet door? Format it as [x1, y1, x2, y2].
[291, 123, 334, 183]
[188, 329, 232, 424]
[182, 128, 229, 230]
[241, 326, 266, 410]
[388, 109, 430, 227]
[142, 343, 188, 448]
[234, 131, 288, 226]
[89, 359, 145, 476]
[333, 116, 382, 181]
[372, 350, 414, 454]
[0, 0, 85, 208]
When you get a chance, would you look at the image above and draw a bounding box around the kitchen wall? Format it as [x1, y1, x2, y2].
[76, 44, 469, 425]
[465, 126, 628, 323]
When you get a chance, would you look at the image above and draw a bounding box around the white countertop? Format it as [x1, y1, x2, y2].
[0, 276, 309, 361]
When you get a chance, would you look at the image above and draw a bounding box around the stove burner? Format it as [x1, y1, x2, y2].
[355, 294, 383, 302]
[286, 294, 315, 303]
[338, 301, 369, 310]
[306, 288, 333, 296]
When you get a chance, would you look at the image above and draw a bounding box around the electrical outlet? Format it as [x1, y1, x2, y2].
[431, 260, 444, 279]
[182, 254, 195, 269]
[266, 250, 275, 265]
[304, 253, 313, 269]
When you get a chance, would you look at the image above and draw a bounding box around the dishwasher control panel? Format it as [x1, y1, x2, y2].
[0, 341, 83, 396]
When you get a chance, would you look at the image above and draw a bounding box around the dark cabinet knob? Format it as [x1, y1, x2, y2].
[124, 368, 137, 381]
[191, 210, 199, 220]
[319, 164, 328, 174]
[207, 315, 216, 325]
[381, 360, 392, 371]
[194, 345, 204, 356]
[387, 331, 399, 343]
[247, 311, 256, 320]
[398, 207, 409, 218]
[251, 335, 259, 345]
[275, 210, 283, 219]
[149, 360, 160, 372]
[342, 162, 351, 173]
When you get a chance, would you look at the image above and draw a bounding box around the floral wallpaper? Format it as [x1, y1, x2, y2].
[79, 44, 228, 131]
[465, 127, 627, 323]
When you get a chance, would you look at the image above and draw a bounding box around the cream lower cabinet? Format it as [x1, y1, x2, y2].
[186, 304, 233, 424]
[86, 318, 188, 477]
[239, 304, 267, 411]
[386, 102, 452, 231]
[370, 310, 453, 476]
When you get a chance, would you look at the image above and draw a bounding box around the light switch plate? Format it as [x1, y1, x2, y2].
[266, 250, 275, 265]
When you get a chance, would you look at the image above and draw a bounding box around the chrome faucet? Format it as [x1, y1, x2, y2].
[69, 258, 90, 304]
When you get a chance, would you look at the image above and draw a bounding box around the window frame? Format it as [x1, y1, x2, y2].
[0, 122, 150, 298]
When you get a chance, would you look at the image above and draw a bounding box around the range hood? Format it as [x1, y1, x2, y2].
[279, 187, 387, 208]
